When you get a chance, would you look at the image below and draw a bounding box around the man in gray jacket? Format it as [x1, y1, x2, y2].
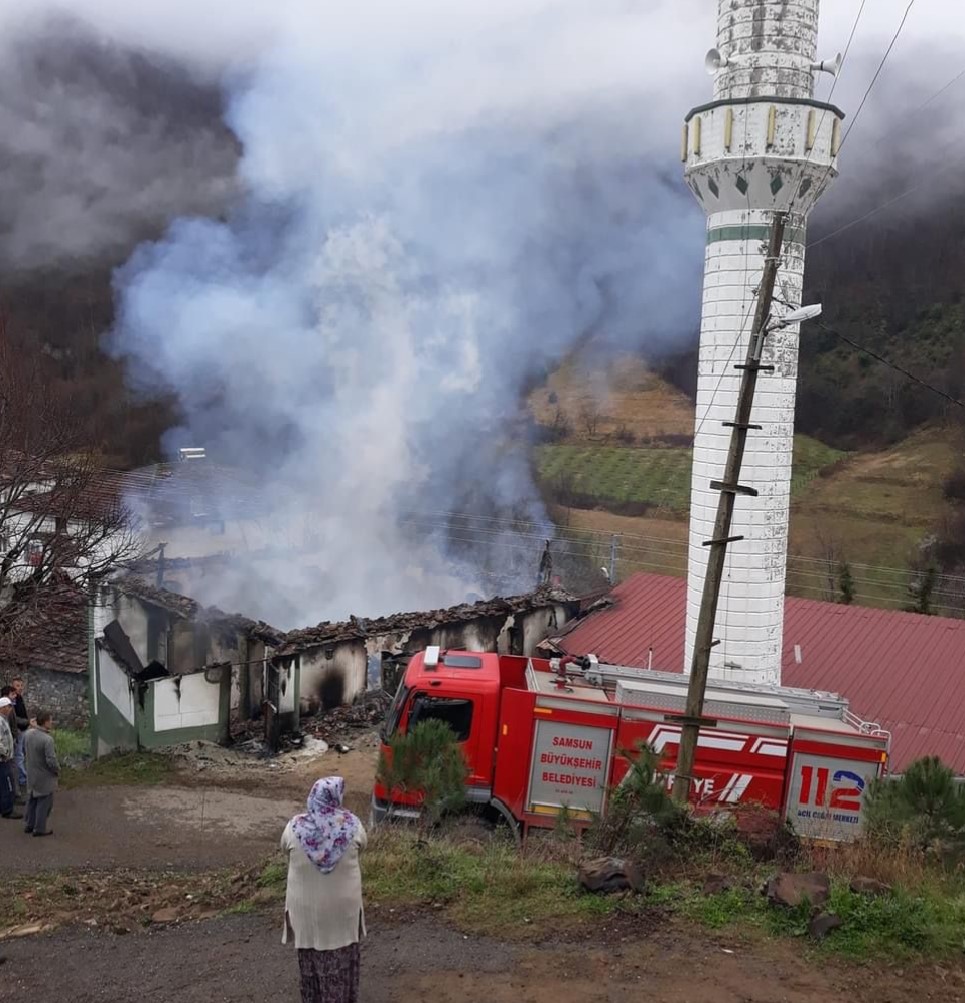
[23, 709, 59, 838]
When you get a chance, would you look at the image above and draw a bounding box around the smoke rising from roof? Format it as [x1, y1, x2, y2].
[104, 1, 712, 625]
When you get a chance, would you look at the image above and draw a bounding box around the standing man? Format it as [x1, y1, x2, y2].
[11, 678, 29, 798]
[0, 697, 21, 819]
[23, 709, 59, 838]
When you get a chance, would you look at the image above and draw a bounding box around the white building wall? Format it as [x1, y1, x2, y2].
[153, 673, 221, 731]
[98, 647, 136, 726]
[683, 0, 840, 685]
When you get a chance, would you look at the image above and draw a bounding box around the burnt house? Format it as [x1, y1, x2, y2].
[89, 578, 282, 756]
[268, 586, 581, 733]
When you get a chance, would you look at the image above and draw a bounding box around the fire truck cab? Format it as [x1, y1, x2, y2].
[373, 647, 890, 842]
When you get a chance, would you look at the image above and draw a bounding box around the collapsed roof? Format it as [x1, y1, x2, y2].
[276, 585, 580, 657]
[112, 576, 284, 647]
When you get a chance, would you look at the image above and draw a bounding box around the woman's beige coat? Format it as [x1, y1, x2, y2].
[280, 820, 367, 951]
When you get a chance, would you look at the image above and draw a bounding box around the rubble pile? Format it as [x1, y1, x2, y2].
[167, 736, 327, 774]
[301, 689, 390, 748]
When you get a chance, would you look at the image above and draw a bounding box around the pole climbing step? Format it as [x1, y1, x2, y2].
[709, 480, 759, 497]
[701, 534, 745, 546]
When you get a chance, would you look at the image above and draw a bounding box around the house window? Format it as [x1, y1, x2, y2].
[28, 540, 43, 567]
[408, 695, 474, 743]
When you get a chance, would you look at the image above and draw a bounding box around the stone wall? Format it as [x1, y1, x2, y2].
[15, 667, 89, 730]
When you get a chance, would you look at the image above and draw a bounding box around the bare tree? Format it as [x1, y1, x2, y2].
[579, 400, 602, 439]
[0, 315, 142, 642]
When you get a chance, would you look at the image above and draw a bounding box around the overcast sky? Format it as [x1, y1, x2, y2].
[2, 0, 961, 101]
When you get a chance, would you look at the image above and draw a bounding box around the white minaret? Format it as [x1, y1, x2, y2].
[683, 0, 842, 686]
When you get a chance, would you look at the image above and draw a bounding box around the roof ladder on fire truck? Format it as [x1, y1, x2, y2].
[546, 653, 885, 731]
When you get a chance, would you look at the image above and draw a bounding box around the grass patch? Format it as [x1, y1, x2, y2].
[348, 827, 965, 958]
[660, 873, 965, 960]
[764, 881, 965, 959]
[53, 728, 90, 762]
[357, 828, 621, 935]
[258, 859, 287, 889]
[61, 750, 173, 788]
[536, 435, 843, 515]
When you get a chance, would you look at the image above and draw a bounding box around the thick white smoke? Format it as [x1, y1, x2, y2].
[103, 1, 713, 626]
[2, 0, 962, 626]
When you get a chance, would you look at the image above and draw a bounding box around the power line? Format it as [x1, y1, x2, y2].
[807, 156, 959, 248]
[818, 321, 965, 410]
[840, 0, 917, 152]
[803, 0, 916, 228]
[786, 0, 868, 218]
[771, 293, 965, 410]
[913, 64, 965, 113]
[806, 60, 965, 249]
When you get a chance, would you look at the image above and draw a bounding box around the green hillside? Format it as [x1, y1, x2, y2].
[536, 435, 844, 515]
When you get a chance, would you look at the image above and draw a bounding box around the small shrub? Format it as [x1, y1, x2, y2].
[865, 756, 965, 854]
[837, 561, 855, 605]
[906, 563, 939, 615]
[590, 745, 684, 865]
[376, 719, 468, 827]
[614, 424, 636, 445]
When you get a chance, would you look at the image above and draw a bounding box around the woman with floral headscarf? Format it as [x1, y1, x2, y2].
[281, 776, 367, 1003]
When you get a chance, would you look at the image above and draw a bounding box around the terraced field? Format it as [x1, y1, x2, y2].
[536, 435, 844, 515]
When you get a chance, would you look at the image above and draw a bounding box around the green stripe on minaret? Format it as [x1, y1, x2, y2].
[707, 225, 806, 246]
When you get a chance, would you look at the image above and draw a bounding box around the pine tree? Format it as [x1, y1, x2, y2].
[376, 719, 468, 827]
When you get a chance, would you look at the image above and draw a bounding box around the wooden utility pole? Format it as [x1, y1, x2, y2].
[672, 212, 787, 804]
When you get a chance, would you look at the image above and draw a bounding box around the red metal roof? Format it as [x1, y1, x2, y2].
[549, 572, 965, 774]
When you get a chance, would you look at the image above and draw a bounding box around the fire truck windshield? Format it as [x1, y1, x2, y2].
[380, 683, 411, 742]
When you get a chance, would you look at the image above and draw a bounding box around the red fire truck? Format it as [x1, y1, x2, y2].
[372, 648, 891, 842]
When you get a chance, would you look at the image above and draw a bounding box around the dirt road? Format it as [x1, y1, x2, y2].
[3, 912, 956, 1003]
[1, 785, 298, 872]
[3, 741, 376, 873]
